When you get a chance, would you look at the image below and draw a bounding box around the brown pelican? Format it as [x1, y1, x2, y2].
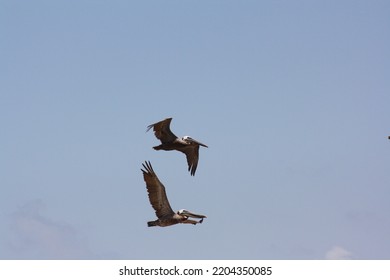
[146, 118, 208, 176]
[141, 161, 206, 227]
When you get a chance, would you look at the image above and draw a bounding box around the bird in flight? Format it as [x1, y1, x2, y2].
[141, 161, 206, 227]
[147, 118, 208, 176]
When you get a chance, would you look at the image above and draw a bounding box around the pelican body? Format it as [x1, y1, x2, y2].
[147, 118, 208, 176]
[141, 161, 206, 227]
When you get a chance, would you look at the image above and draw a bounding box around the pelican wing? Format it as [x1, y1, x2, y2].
[177, 146, 200, 176]
[146, 118, 177, 143]
[141, 161, 175, 219]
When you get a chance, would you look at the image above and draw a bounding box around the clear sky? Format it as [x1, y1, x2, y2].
[1, 0, 390, 259]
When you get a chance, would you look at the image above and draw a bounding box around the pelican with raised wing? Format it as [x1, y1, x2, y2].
[141, 161, 206, 227]
[146, 118, 208, 176]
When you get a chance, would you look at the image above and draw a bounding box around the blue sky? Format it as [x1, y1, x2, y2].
[1, 0, 390, 259]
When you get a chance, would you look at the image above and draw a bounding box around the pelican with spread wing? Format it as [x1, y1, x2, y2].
[146, 118, 208, 176]
[141, 161, 206, 227]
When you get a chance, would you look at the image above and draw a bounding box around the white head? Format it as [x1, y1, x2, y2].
[181, 136, 208, 147]
[177, 209, 207, 219]
[182, 136, 192, 142]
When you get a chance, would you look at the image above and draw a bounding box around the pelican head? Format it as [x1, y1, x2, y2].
[177, 209, 207, 219]
[182, 136, 208, 147]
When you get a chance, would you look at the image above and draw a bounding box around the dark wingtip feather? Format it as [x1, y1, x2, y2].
[146, 117, 173, 133]
[146, 124, 153, 132]
[190, 166, 196, 176]
[141, 161, 154, 175]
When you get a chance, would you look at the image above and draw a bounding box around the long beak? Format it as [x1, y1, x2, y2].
[181, 210, 207, 219]
[193, 138, 208, 148]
